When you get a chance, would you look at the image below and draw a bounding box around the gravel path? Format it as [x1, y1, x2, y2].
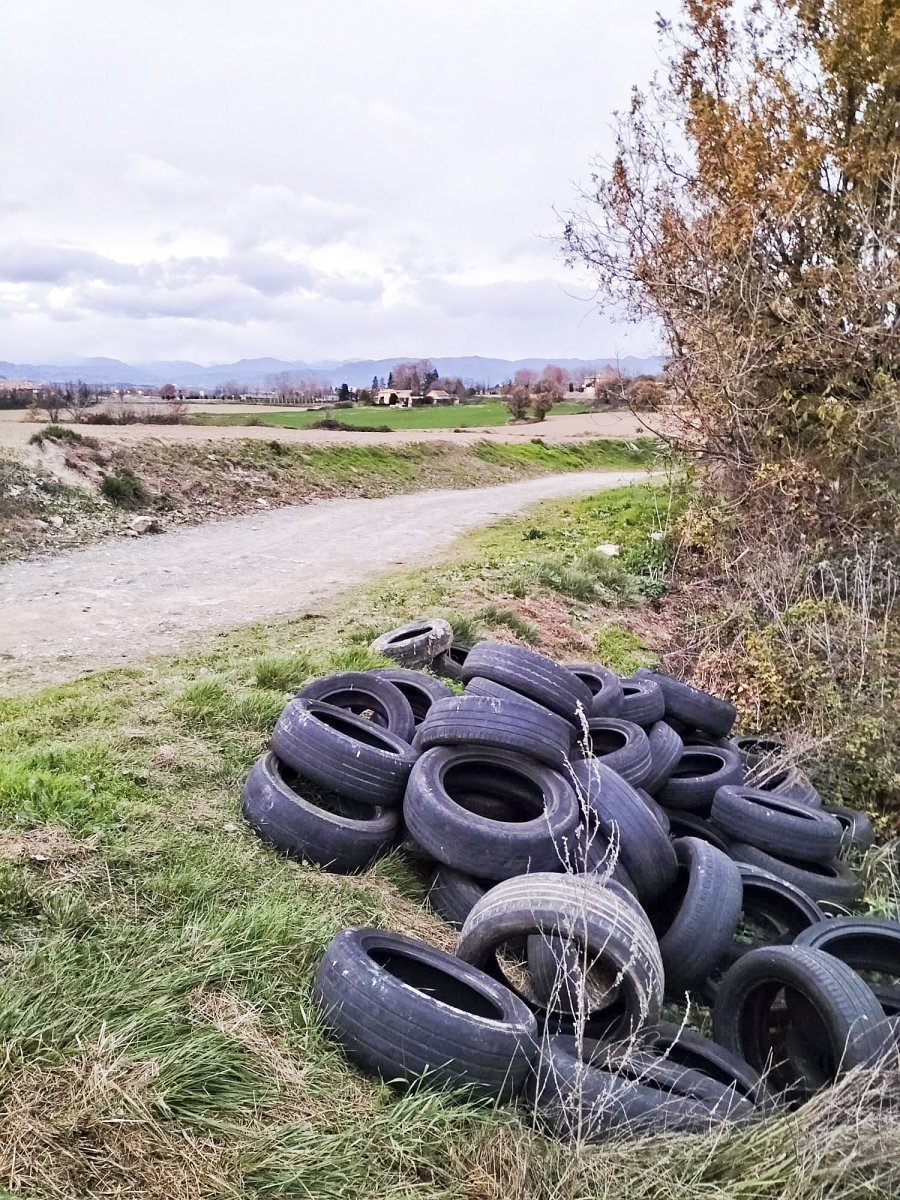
[0, 469, 646, 694]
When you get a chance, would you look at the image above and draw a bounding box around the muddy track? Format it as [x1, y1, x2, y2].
[0, 470, 646, 695]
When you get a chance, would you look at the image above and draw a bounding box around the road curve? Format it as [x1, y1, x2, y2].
[0, 469, 646, 694]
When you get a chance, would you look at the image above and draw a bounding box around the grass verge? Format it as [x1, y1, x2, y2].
[0, 480, 896, 1198]
[187, 399, 590, 430]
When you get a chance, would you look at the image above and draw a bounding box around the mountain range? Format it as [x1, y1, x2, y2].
[0, 354, 662, 390]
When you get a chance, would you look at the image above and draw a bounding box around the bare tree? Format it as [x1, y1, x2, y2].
[64, 380, 98, 423]
[38, 387, 65, 423]
[391, 359, 437, 392]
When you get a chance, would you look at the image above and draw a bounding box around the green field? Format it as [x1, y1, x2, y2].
[187, 399, 589, 431]
[0, 481, 894, 1198]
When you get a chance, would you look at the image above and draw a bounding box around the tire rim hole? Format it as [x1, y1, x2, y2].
[368, 948, 504, 1019]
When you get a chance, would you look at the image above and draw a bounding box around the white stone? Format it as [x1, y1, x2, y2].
[596, 543, 619, 556]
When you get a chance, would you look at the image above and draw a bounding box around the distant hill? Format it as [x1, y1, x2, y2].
[0, 353, 663, 390]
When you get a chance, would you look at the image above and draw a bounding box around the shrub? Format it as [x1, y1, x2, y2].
[29, 424, 99, 448]
[99, 469, 150, 509]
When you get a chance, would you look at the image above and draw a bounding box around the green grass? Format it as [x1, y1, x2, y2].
[188, 399, 589, 430]
[0, 480, 895, 1198]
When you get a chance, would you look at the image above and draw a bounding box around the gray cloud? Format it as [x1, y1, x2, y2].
[0, 0, 668, 361]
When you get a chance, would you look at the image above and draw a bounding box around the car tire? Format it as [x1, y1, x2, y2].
[732, 734, 786, 769]
[569, 758, 678, 901]
[457, 872, 664, 1028]
[571, 717, 652, 787]
[460, 640, 593, 724]
[371, 618, 453, 668]
[426, 866, 487, 929]
[642, 720, 684, 795]
[618, 676, 666, 727]
[710, 786, 843, 863]
[663, 809, 732, 853]
[565, 661, 624, 717]
[658, 746, 744, 812]
[712, 945, 894, 1099]
[648, 1021, 775, 1112]
[431, 641, 473, 682]
[728, 842, 863, 912]
[297, 671, 416, 743]
[241, 752, 399, 873]
[701, 865, 826, 1000]
[794, 917, 900, 1014]
[313, 927, 537, 1099]
[404, 746, 580, 880]
[370, 667, 454, 724]
[824, 805, 876, 855]
[272, 698, 418, 807]
[645, 836, 743, 996]
[753, 765, 821, 808]
[418, 691, 573, 768]
[528, 1036, 749, 1143]
[635, 668, 737, 737]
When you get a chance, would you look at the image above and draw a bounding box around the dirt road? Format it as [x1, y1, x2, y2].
[0, 469, 646, 694]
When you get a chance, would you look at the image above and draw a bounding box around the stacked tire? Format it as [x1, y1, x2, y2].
[238, 626, 897, 1142]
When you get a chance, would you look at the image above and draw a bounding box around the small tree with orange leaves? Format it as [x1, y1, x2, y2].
[565, 0, 900, 545]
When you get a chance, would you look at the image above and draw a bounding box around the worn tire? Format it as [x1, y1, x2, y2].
[635, 668, 737, 737]
[712, 945, 894, 1099]
[241, 752, 399, 873]
[728, 842, 863, 912]
[569, 758, 678, 901]
[618, 676, 665, 727]
[526, 880, 647, 1013]
[370, 667, 453, 725]
[464, 675, 577, 731]
[458, 872, 664, 1028]
[528, 1036, 747, 1142]
[648, 1021, 775, 1112]
[371, 618, 453, 668]
[732, 734, 786, 769]
[460, 640, 593, 723]
[565, 662, 624, 717]
[571, 718, 652, 787]
[637, 788, 671, 833]
[426, 866, 487, 930]
[825, 805, 876, 855]
[664, 809, 732, 853]
[431, 641, 473, 682]
[272, 698, 418, 807]
[794, 917, 900, 1013]
[702, 865, 826, 1000]
[658, 746, 744, 812]
[313, 927, 537, 1099]
[711, 786, 843, 863]
[642, 720, 684, 795]
[404, 746, 580, 880]
[646, 837, 743, 996]
[417, 691, 572, 768]
[753, 765, 821, 808]
[297, 671, 416, 743]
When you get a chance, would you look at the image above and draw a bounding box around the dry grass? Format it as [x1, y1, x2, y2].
[0, 1042, 239, 1199]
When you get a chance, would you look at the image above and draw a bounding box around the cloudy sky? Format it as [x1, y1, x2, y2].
[1, 1, 670, 365]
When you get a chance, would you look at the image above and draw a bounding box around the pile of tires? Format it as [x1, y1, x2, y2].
[240, 625, 899, 1143]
